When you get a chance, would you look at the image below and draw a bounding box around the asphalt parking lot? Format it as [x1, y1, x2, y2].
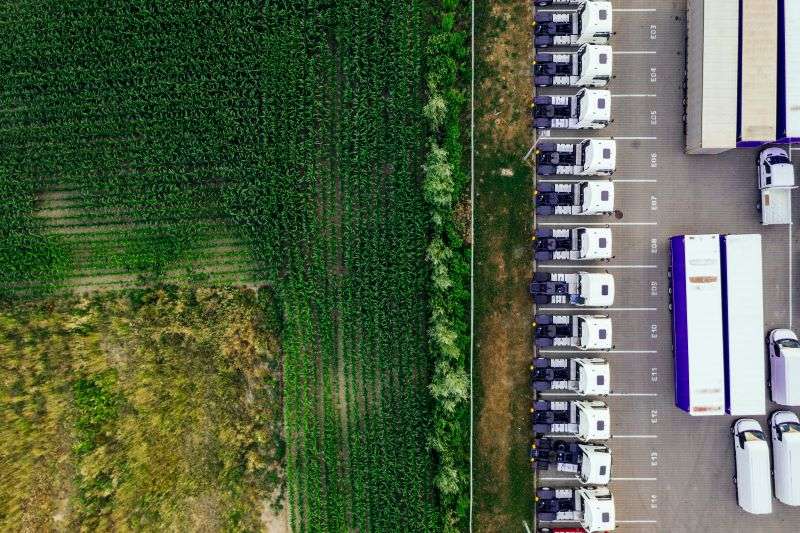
[531, 1, 800, 531]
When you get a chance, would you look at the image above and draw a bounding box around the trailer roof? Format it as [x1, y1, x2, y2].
[670, 234, 725, 415]
[779, 0, 800, 140]
[739, 0, 778, 143]
[722, 234, 766, 415]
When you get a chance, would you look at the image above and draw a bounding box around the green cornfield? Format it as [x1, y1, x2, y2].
[2, 0, 443, 530]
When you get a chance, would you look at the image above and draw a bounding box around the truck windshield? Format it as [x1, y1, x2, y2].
[739, 429, 766, 448]
[768, 155, 791, 165]
[778, 422, 800, 436]
[777, 338, 800, 349]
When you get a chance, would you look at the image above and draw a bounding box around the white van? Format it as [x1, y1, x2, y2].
[732, 419, 773, 514]
[770, 411, 800, 506]
[768, 329, 800, 405]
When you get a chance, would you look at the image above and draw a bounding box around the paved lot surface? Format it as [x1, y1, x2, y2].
[530, 1, 800, 531]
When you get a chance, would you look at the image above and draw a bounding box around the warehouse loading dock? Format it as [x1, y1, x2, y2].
[685, 0, 739, 154]
[685, 0, 797, 152]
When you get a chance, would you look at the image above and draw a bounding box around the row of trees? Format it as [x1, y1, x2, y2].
[423, 1, 472, 530]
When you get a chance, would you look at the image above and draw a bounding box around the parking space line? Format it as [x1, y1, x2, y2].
[611, 94, 657, 98]
[536, 178, 658, 183]
[613, 435, 658, 439]
[611, 477, 658, 481]
[537, 222, 657, 226]
[540, 264, 658, 269]
[537, 391, 658, 397]
[613, 51, 657, 55]
[614, 8, 657, 12]
[539, 349, 658, 354]
[537, 307, 657, 312]
[542, 135, 658, 141]
[617, 520, 659, 524]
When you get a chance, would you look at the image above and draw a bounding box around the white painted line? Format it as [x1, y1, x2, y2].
[538, 477, 578, 481]
[538, 392, 659, 397]
[537, 307, 658, 312]
[617, 520, 659, 524]
[613, 51, 657, 55]
[468, 0, 475, 528]
[614, 8, 657, 12]
[539, 349, 658, 354]
[537, 222, 657, 226]
[523, 142, 537, 161]
[536, 178, 658, 183]
[544, 136, 658, 141]
[613, 435, 658, 439]
[540, 264, 658, 269]
[611, 477, 658, 481]
[611, 94, 657, 98]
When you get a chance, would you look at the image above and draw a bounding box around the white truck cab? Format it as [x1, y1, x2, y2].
[532, 89, 611, 130]
[535, 181, 614, 216]
[578, 316, 612, 350]
[535, 138, 616, 176]
[579, 228, 613, 260]
[531, 400, 610, 441]
[768, 328, 800, 405]
[534, 1, 613, 48]
[533, 314, 613, 351]
[576, 400, 610, 440]
[533, 227, 612, 262]
[578, 272, 614, 306]
[758, 146, 795, 225]
[533, 44, 613, 87]
[532, 357, 610, 395]
[732, 418, 773, 515]
[579, 486, 615, 532]
[529, 271, 614, 306]
[577, 89, 611, 129]
[770, 410, 800, 506]
[578, 444, 612, 484]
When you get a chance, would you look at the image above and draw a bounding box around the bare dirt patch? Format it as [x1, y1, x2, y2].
[473, 0, 535, 530]
[478, 2, 535, 151]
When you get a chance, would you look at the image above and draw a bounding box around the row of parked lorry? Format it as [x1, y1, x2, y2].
[530, 2, 618, 532]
